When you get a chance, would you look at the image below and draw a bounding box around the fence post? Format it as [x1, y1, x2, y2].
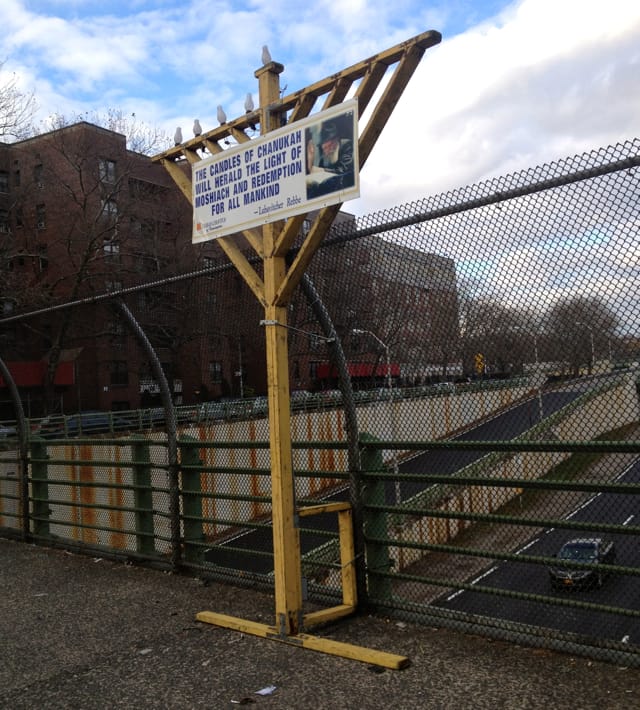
[360, 432, 392, 603]
[30, 437, 50, 540]
[130, 435, 155, 557]
[179, 436, 205, 565]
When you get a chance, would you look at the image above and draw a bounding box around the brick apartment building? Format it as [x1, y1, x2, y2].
[0, 121, 459, 418]
[0, 121, 252, 417]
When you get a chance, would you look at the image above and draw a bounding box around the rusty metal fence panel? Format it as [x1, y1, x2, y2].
[0, 138, 639, 665]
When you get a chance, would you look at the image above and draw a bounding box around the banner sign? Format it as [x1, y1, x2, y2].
[192, 99, 359, 243]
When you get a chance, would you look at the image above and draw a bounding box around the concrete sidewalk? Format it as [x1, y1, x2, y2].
[1, 537, 638, 709]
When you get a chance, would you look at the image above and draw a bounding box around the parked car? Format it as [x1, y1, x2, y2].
[290, 390, 313, 410]
[251, 396, 269, 417]
[319, 389, 343, 404]
[432, 381, 456, 394]
[0, 424, 17, 439]
[197, 401, 226, 422]
[548, 538, 616, 589]
[34, 411, 132, 438]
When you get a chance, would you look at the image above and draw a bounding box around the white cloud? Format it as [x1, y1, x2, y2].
[356, 0, 640, 213]
[0, 0, 638, 220]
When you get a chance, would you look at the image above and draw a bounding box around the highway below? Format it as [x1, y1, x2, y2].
[201, 375, 640, 652]
[435, 456, 640, 647]
[395, 385, 581, 504]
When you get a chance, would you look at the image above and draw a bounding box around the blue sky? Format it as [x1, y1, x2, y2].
[1, 0, 639, 214]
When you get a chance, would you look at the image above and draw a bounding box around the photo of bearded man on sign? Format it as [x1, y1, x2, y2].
[305, 115, 355, 198]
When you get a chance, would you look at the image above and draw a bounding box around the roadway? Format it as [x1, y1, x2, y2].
[395, 386, 580, 504]
[435, 457, 640, 646]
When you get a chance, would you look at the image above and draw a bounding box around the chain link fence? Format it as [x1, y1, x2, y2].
[1, 138, 639, 665]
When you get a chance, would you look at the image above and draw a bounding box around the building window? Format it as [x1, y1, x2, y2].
[103, 237, 120, 255]
[34, 163, 43, 186]
[38, 244, 48, 271]
[309, 361, 321, 381]
[15, 207, 23, 227]
[106, 280, 123, 292]
[14, 169, 20, 187]
[101, 198, 118, 219]
[110, 360, 129, 386]
[0, 210, 9, 233]
[209, 361, 223, 384]
[109, 319, 126, 347]
[99, 158, 116, 184]
[309, 333, 324, 350]
[0, 171, 9, 192]
[36, 204, 46, 229]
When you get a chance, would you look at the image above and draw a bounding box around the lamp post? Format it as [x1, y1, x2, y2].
[352, 328, 400, 504]
[531, 331, 544, 422]
[577, 322, 595, 372]
[236, 337, 244, 399]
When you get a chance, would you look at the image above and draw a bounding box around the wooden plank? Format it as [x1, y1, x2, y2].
[322, 76, 354, 111]
[354, 61, 388, 116]
[263, 293, 303, 634]
[338, 508, 357, 607]
[273, 214, 306, 257]
[202, 139, 222, 155]
[182, 148, 201, 165]
[229, 127, 251, 144]
[275, 205, 341, 306]
[278, 29, 441, 115]
[303, 604, 355, 628]
[196, 611, 274, 637]
[359, 44, 426, 167]
[242, 228, 265, 258]
[298, 501, 351, 517]
[160, 159, 192, 202]
[294, 633, 410, 670]
[258, 59, 303, 635]
[288, 92, 319, 123]
[196, 610, 410, 669]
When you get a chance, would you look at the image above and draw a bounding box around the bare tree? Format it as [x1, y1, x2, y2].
[0, 64, 37, 141]
[546, 296, 619, 375]
[45, 109, 170, 156]
[7, 118, 188, 413]
[458, 285, 539, 376]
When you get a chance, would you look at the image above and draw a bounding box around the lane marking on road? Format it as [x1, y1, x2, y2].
[566, 492, 601, 519]
[613, 457, 640, 482]
[515, 538, 539, 554]
[444, 565, 499, 602]
[622, 515, 634, 526]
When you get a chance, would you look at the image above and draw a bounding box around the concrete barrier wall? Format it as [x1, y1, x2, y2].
[391, 376, 640, 570]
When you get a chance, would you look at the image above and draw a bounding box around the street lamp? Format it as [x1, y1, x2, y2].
[352, 328, 393, 403]
[576, 322, 595, 372]
[235, 337, 244, 399]
[352, 328, 400, 504]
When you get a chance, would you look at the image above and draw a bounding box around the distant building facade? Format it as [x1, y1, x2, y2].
[0, 121, 459, 417]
